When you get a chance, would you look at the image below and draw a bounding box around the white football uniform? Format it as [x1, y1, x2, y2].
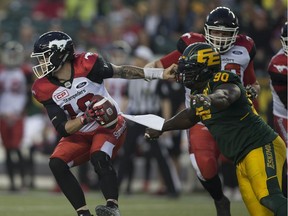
[32, 52, 120, 134]
[0, 67, 27, 116]
[268, 48, 288, 145]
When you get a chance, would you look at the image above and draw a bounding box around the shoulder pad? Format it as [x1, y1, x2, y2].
[235, 35, 255, 53]
[268, 53, 288, 75]
[74, 52, 99, 78]
[31, 78, 57, 103]
[177, 33, 206, 53]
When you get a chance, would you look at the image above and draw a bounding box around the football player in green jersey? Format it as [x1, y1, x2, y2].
[145, 42, 287, 216]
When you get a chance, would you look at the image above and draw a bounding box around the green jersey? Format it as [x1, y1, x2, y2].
[192, 71, 277, 164]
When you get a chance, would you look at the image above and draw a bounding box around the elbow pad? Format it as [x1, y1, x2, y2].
[43, 100, 71, 137]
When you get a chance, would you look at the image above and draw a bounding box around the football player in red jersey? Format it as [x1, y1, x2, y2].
[145, 7, 260, 216]
[30, 31, 175, 216]
[267, 22, 288, 197]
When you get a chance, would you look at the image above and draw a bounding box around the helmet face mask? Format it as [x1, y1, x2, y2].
[176, 42, 221, 87]
[177, 60, 209, 85]
[280, 22, 288, 56]
[31, 49, 54, 78]
[204, 25, 238, 53]
[1, 41, 24, 68]
[31, 31, 74, 79]
[204, 7, 239, 53]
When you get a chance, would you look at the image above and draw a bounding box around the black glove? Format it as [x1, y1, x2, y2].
[245, 85, 258, 100]
[190, 94, 211, 109]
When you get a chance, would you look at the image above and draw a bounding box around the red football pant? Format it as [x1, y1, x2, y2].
[188, 124, 220, 180]
[51, 115, 127, 166]
[0, 117, 24, 149]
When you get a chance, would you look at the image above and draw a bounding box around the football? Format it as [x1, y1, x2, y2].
[91, 95, 118, 128]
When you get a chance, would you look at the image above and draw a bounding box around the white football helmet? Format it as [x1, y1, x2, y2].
[204, 7, 239, 54]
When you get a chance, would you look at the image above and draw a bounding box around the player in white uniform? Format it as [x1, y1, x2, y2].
[31, 31, 175, 216]
[0, 41, 27, 191]
[267, 21, 288, 197]
[268, 22, 288, 147]
[145, 7, 260, 216]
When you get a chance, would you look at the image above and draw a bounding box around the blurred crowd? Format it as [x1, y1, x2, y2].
[0, 0, 286, 73]
[0, 0, 286, 198]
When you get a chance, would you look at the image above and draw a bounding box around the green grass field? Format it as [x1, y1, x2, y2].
[0, 190, 249, 216]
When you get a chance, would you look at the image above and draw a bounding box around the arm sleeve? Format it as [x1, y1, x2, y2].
[243, 61, 257, 86]
[248, 42, 256, 60]
[160, 50, 182, 69]
[268, 71, 287, 107]
[243, 41, 257, 86]
[42, 99, 70, 137]
[87, 55, 114, 83]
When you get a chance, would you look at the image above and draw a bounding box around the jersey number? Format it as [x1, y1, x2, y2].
[63, 93, 94, 119]
[224, 63, 241, 76]
[213, 72, 230, 82]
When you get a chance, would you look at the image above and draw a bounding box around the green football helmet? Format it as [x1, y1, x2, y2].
[176, 42, 221, 85]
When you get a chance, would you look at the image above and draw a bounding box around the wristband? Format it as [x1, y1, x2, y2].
[144, 68, 164, 80]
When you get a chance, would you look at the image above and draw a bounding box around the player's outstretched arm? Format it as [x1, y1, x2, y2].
[111, 63, 176, 80]
[145, 108, 199, 140]
[206, 83, 241, 110]
[162, 108, 199, 131]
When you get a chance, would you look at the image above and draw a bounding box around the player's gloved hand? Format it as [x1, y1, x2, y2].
[190, 94, 211, 109]
[144, 128, 163, 140]
[245, 85, 258, 100]
[93, 105, 107, 126]
[80, 98, 98, 125]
